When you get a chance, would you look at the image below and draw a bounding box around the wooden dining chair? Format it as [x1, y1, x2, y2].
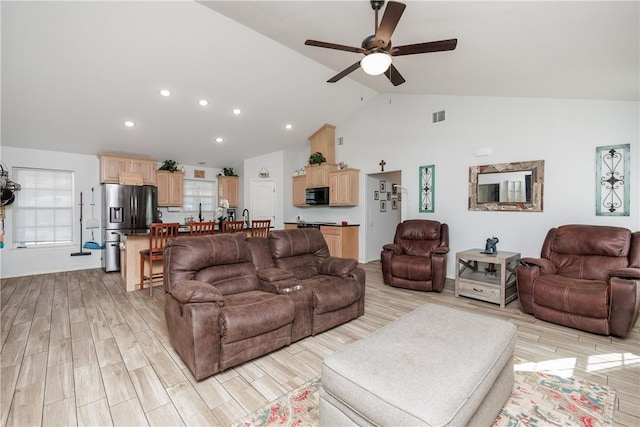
[222, 221, 245, 233]
[189, 221, 216, 236]
[139, 222, 180, 296]
[250, 219, 271, 237]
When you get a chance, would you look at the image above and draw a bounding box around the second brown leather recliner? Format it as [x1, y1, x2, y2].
[381, 220, 450, 292]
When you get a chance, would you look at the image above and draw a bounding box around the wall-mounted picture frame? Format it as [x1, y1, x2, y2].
[380, 200, 386, 212]
[596, 144, 630, 216]
[419, 165, 435, 213]
[374, 190, 379, 200]
[392, 199, 398, 210]
[380, 180, 386, 192]
[387, 192, 391, 201]
[392, 184, 398, 195]
[398, 192, 402, 202]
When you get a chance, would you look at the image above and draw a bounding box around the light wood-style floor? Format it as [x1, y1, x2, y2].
[2, 262, 639, 426]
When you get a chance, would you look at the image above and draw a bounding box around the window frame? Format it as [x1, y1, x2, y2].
[182, 179, 216, 219]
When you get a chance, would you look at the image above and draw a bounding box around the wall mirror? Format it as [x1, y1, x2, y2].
[469, 160, 544, 211]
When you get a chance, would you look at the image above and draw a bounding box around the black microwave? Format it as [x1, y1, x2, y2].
[305, 187, 330, 205]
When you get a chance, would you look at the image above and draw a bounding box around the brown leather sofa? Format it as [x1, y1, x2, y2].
[381, 220, 450, 292]
[516, 224, 640, 338]
[163, 229, 365, 380]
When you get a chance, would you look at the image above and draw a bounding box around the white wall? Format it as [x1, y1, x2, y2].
[1, 147, 103, 277]
[366, 170, 402, 261]
[333, 94, 639, 277]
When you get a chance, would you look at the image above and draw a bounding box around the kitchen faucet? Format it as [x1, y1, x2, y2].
[198, 203, 203, 222]
[242, 209, 249, 227]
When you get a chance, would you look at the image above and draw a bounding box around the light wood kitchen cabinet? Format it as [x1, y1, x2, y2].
[329, 168, 360, 206]
[308, 124, 336, 164]
[305, 163, 336, 188]
[218, 176, 239, 207]
[156, 171, 184, 206]
[292, 175, 308, 207]
[99, 153, 156, 185]
[320, 225, 359, 260]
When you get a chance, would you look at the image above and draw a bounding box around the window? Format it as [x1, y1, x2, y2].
[13, 167, 74, 247]
[183, 179, 215, 217]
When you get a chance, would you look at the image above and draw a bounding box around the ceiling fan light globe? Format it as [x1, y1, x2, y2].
[361, 52, 392, 75]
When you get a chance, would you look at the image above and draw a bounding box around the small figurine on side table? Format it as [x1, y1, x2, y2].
[482, 236, 499, 276]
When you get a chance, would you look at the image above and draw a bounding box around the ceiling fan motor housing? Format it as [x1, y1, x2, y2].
[362, 34, 391, 52]
[370, 1, 385, 11]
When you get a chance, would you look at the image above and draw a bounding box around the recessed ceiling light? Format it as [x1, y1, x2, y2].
[159, 89, 171, 97]
[215, 137, 224, 143]
[285, 123, 293, 130]
[199, 100, 209, 106]
[124, 121, 135, 127]
[232, 108, 242, 115]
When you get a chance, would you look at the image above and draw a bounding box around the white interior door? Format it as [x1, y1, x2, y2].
[250, 180, 275, 221]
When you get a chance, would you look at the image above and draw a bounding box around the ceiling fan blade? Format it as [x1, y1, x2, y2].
[374, 1, 406, 48]
[384, 64, 406, 86]
[391, 39, 458, 56]
[327, 62, 362, 83]
[305, 39, 365, 54]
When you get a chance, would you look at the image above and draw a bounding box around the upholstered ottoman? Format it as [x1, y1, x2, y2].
[320, 303, 516, 426]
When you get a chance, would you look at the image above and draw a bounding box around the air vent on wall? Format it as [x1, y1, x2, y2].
[432, 110, 446, 123]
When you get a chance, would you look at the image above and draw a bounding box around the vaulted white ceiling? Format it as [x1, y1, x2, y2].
[2, 1, 638, 168]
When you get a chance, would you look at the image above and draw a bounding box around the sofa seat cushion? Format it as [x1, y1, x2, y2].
[390, 255, 432, 281]
[534, 275, 609, 318]
[220, 291, 295, 343]
[301, 276, 361, 314]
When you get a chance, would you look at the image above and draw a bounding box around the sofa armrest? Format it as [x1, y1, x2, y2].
[433, 246, 450, 255]
[382, 243, 403, 255]
[257, 268, 295, 283]
[319, 257, 359, 277]
[170, 281, 224, 304]
[610, 267, 640, 280]
[519, 257, 555, 275]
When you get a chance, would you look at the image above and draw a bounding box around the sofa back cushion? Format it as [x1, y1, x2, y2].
[542, 225, 632, 281]
[164, 233, 259, 295]
[395, 220, 444, 257]
[269, 229, 330, 279]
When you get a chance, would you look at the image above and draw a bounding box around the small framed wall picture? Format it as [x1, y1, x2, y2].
[380, 180, 386, 192]
[387, 192, 391, 201]
[374, 190, 379, 200]
[392, 199, 398, 210]
[380, 200, 387, 212]
[392, 184, 398, 195]
[419, 165, 435, 213]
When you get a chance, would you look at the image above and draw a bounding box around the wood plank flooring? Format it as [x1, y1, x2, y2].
[2, 262, 639, 426]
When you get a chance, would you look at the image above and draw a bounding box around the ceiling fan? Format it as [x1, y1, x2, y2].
[305, 0, 457, 86]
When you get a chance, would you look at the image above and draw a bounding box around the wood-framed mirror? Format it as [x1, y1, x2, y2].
[468, 160, 544, 211]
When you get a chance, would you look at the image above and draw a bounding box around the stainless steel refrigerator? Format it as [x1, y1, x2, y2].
[102, 184, 158, 272]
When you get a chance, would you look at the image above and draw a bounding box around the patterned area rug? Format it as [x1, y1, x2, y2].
[232, 360, 615, 427]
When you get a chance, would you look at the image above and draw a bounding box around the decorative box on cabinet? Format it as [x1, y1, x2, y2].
[156, 171, 184, 206]
[305, 163, 336, 188]
[99, 153, 156, 185]
[329, 168, 359, 206]
[292, 175, 308, 207]
[320, 225, 359, 260]
[218, 176, 239, 207]
[308, 124, 336, 164]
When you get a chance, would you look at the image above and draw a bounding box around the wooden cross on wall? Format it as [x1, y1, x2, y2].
[379, 160, 386, 172]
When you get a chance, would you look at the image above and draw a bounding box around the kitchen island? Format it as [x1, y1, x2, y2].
[118, 224, 269, 292]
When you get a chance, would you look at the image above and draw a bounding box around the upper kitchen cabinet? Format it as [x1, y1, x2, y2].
[292, 175, 308, 207]
[305, 163, 337, 188]
[329, 168, 360, 206]
[218, 176, 239, 207]
[156, 171, 184, 206]
[308, 124, 336, 164]
[99, 153, 156, 185]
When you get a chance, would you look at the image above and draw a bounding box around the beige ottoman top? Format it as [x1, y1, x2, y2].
[322, 303, 516, 426]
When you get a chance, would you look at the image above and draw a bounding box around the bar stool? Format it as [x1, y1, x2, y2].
[189, 221, 216, 236]
[250, 219, 271, 237]
[222, 221, 245, 233]
[139, 223, 179, 296]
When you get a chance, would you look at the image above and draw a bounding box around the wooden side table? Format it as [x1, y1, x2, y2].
[455, 249, 521, 308]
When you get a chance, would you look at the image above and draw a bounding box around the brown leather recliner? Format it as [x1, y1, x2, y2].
[163, 233, 295, 380]
[516, 224, 640, 338]
[381, 220, 450, 292]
